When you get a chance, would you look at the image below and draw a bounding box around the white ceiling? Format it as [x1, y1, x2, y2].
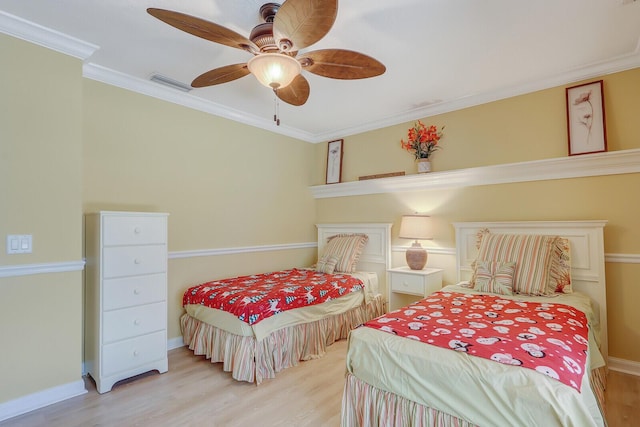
[1, 0, 639, 143]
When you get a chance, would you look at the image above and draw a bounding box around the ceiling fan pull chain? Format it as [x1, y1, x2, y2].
[273, 89, 281, 126]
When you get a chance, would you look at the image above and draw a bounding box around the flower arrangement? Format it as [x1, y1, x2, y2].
[400, 120, 445, 160]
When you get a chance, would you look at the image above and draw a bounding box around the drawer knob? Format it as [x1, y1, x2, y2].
[134, 319, 141, 325]
[134, 258, 141, 264]
[134, 289, 140, 295]
[402, 281, 409, 286]
[133, 350, 139, 357]
[134, 227, 141, 234]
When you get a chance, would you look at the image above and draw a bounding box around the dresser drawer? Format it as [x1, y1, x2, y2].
[103, 274, 166, 311]
[102, 331, 166, 377]
[103, 245, 166, 278]
[103, 302, 166, 343]
[103, 215, 167, 246]
[391, 272, 425, 296]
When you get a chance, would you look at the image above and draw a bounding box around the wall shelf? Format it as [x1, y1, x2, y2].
[310, 148, 640, 199]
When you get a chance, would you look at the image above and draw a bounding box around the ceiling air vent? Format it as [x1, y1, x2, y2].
[149, 73, 192, 92]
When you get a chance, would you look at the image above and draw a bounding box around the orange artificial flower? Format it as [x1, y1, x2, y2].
[400, 120, 445, 160]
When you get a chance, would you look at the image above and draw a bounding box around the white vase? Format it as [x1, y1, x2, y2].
[417, 159, 432, 173]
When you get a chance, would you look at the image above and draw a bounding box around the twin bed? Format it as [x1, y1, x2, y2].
[179, 220, 608, 426]
[342, 220, 608, 426]
[180, 223, 391, 384]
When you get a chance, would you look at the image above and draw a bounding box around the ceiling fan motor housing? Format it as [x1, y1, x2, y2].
[250, 23, 278, 52]
[260, 3, 280, 22]
[251, 3, 293, 53]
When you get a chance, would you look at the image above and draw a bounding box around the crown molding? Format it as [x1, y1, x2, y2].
[317, 44, 640, 142]
[82, 63, 315, 142]
[84, 46, 640, 144]
[310, 148, 640, 198]
[0, 11, 98, 60]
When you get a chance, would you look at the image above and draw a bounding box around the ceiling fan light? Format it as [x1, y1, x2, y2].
[247, 53, 301, 90]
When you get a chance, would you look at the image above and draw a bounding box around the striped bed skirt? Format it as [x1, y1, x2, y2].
[180, 295, 385, 384]
[341, 367, 608, 426]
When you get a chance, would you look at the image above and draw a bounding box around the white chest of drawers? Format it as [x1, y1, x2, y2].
[85, 211, 169, 393]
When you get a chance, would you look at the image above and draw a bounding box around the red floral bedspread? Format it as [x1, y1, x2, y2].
[364, 291, 589, 391]
[183, 269, 364, 326]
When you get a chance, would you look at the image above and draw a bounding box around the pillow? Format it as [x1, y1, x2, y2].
[549, 237, 572, 293]
[321, 233, 369, 273]
[474, 261, 516, 295]
[469, 228, 492, 284]
[472, 233, 557, 296]
[475, 228, 491, 250]
[315, 254, 339, 274]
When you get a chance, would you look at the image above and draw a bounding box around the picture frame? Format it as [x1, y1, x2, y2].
[326, 139, 343, 184]
[566, 80, 607, 156]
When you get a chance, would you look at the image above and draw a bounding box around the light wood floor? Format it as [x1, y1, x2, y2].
[2, 341, 639, 427]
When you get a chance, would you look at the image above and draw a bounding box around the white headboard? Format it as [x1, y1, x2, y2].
[453, 220, 608, 361]
[316, 223, 392, 304]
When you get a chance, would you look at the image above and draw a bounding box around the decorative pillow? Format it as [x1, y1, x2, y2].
[549, 237, 572, 293]
[472, 233, 557, 296]
[474, 261, 516, 295]
[475, 228, 491, 250]
[315, 254, 339, 274]
[321, 233, 369, 273]
[469, 228, 492, 285]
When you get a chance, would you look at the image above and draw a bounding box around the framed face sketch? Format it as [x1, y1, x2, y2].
[566, 80, 607, 156]
[326, 139, 343, 184]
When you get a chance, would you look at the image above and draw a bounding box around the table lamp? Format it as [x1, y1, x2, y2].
[398, 214, 432, 270]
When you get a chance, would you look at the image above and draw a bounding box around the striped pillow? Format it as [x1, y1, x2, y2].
[321, 233, 369, 273]
[315, 254, 339, 274]
[549, 237, 572, 293]
[473, 233, 557, 296]
[474, 261, 516, 295]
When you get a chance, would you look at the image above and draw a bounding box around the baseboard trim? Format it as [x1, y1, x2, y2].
[608, 356, 640, 376]
[0, 380, 86, 422]
[167, 336, 185, 351]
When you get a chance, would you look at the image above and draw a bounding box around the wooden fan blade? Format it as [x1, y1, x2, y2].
[191, 64, 250, 88]
[299, 49, 386, 79]
[273, 0, 337, 52]
[147, 8, 258, 54]
[276, 75, 310, 106]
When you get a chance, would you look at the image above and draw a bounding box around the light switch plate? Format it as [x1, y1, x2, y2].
[7, 235, 32, 254]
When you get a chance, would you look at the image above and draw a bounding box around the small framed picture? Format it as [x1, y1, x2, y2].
[326, 139, 343, 184]
[566, 80, 607, 156]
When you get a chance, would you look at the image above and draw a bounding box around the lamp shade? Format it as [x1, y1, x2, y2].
[247, 53, 302, 90]
[398, 215, 432, 240]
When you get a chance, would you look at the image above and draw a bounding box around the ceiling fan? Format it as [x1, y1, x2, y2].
[147, 0, 386, 107]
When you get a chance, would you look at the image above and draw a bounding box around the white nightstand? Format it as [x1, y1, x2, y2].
[387, 266, 444, 311]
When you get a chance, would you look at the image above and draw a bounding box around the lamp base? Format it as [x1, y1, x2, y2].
[405, 241, 428, 270]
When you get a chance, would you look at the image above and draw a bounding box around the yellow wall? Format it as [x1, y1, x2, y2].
[0, 35, 84, 402]
[81, 80, 318, 342]
[315, 67, 640, 363]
